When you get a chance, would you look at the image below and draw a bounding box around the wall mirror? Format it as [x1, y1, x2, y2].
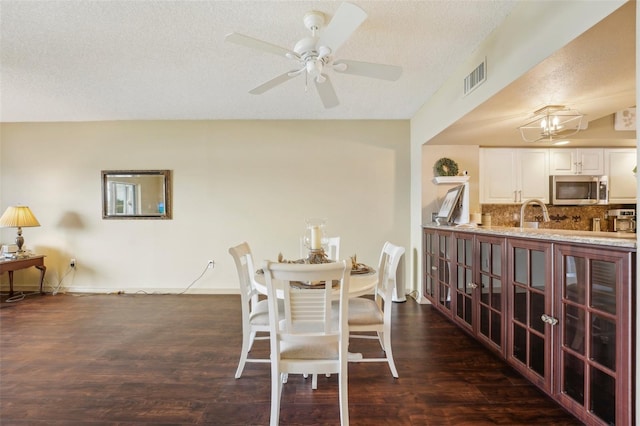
[102, 170, 172, 219]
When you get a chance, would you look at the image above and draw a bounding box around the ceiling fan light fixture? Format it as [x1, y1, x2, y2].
[306, 59, 323, 77]
[318, 45, 332, 59]
[519, 105, 584, 143]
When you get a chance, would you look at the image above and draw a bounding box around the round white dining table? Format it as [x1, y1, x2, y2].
[254, 268, 377, 299]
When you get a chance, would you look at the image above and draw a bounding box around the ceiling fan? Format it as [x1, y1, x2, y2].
[225, 2, 402, 109]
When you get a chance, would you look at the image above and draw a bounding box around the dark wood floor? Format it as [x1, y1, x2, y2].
[0, 294, 582, 425]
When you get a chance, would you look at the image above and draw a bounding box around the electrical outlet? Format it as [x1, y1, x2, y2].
[207, 260, 215, 269]
[70, 258, 76, 268]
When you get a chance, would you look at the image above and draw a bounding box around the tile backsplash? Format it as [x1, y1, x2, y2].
[481, 204, 635, 232]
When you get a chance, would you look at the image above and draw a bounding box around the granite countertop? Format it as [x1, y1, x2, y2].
[422, 223, 637, 249]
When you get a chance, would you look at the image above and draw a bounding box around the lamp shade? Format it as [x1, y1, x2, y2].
[0, 206, 41, 228]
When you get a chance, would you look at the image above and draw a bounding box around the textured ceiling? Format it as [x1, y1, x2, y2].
[427, 0, 637, 147]
[1, 0, 519, 122]
[1, 1, 635, 148]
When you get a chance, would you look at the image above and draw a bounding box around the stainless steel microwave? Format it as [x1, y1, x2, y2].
[551, 175, 608, 205]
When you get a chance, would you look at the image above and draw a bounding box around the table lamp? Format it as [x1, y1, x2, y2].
[0, 206, 40, 254]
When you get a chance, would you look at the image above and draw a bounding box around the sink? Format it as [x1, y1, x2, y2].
[522, 221, 539, 229]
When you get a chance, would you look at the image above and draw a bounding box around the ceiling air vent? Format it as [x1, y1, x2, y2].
[463, 58, 486, 96]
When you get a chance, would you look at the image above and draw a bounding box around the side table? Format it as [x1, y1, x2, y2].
[0, 255, 46, 296]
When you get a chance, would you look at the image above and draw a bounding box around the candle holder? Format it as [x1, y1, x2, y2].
[303, 217, 327, 249]
[306, 248, 331, 264]
[303, 218, 330, 263]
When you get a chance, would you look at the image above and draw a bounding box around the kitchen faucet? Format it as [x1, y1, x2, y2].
[520, 199, 550, 228]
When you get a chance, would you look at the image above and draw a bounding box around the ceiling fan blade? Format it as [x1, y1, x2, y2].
[225, 32, 294, 58]
[333, 59, 403, 81]
[317, 2, 367, 53]
[315, 75, 339, 109]
[249, 72, 298, 95]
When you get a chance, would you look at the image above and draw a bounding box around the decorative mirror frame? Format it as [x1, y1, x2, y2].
[101, 170, 172, 220]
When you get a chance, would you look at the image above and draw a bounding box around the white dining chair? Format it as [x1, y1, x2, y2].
[229, 242, 282, 379]
[299, 235, 340, 388]
[347, 241, 405, 378]
[262, 259, 351, 426]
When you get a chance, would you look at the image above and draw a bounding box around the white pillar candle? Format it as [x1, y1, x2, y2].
[310, 226, 321, 250]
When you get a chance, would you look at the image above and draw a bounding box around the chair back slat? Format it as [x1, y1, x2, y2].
[376, 242, 405, 304]
[286, 286, 332, 333]
[263, 260, 350, 347]
[229, 242, 258, 301]
[325, 237, 340, 261]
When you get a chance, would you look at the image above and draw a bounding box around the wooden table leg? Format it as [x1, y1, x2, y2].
[1, 256, 47, 297]
[8, 270, 14, 296]
[36, 265, 46, 294]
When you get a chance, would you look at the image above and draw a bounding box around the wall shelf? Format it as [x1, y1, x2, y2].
[433, 176, 469, 184]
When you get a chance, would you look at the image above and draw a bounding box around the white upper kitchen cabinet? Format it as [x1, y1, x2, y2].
[604, 148, 637, 204]
[480, 148, 549, 204]
[549, 148, 604, 175]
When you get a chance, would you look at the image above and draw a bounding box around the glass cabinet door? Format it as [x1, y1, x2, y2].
[507, 239, 553, 391]
[554, 244, 632, 426]
[437, 233, 452, 313]
[423, 229, 437, 301]
[476, 235, 505, 352]
[453, 233, 474, 329]
[423, 228, 453, 316]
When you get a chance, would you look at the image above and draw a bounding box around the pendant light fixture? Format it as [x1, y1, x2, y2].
[519, 105, 584, 142]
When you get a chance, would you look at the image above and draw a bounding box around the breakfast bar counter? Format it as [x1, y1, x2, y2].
[422, 222, 637, 249]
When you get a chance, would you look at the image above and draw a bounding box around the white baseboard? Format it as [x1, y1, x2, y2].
[1, 284, 240, 296]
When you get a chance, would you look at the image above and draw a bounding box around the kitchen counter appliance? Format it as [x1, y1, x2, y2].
[608, 208, 635, 233]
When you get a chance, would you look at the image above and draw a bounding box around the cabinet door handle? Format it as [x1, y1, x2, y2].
[541, 314, 559, 325]
[513, 190, 517, 203]
[518, 190, 522, 203]
[431, 266, 437, 271]
[469, 282, 478, 289]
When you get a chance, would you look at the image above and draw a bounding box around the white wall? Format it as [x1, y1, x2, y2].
[0, 120, 410, 294]
[421, 145, 480, 224]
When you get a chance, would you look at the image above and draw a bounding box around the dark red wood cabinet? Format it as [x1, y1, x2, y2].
[553, 244, 633, 426]
[449, 232, 506, 357]
[506, 238, 554, 392]
[422, 227, 635, 426]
